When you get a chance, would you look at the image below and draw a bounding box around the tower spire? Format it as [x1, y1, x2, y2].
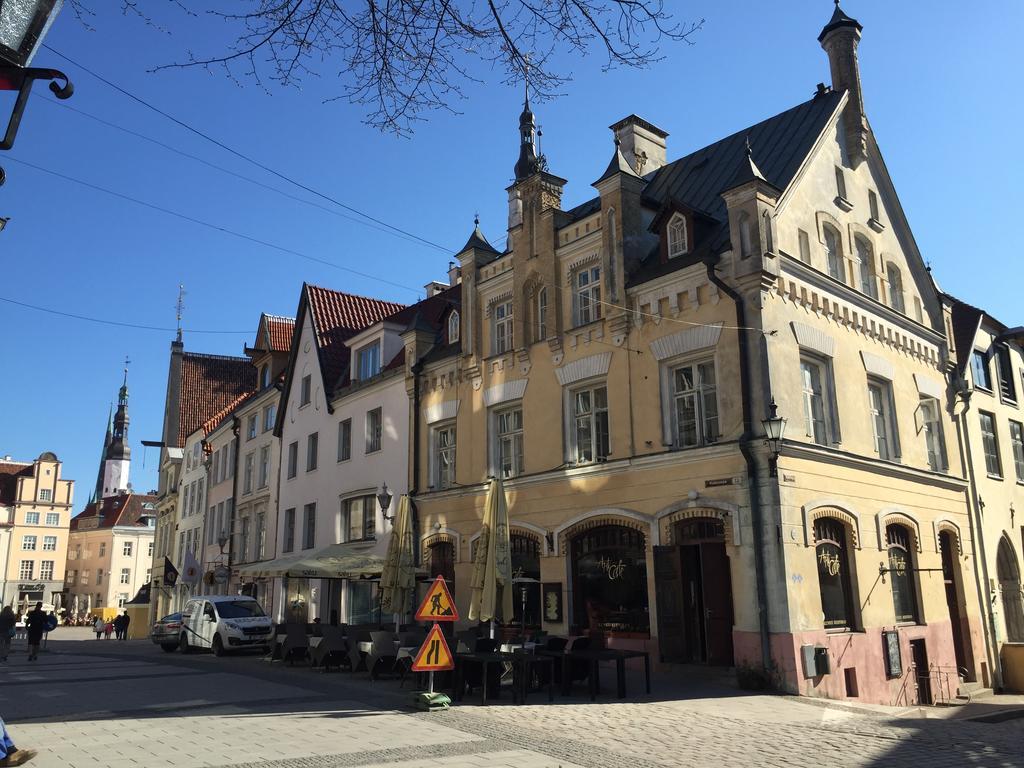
[514, 62, 541, 181]
[175, 284, 185, 343]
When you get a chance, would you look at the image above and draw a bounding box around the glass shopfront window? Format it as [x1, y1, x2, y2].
[570, 524, 649, 636]
[814, 517, 857, 630]
[348, 581, 381, 625]
[511, 534, 541, 629]
[886, 524, 920, 624]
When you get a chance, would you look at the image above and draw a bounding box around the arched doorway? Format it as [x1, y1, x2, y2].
[569, 524, 649, 637]
[654, 516, 734, 665]
[997, 536, 1024, 642]
[939, 530, 973, 678]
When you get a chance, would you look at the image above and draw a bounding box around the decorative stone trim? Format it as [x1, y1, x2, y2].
[860, 350, 895, 381]
[470, 522, 550, 561]
[483, 379, 528, 407]
[554, 352, 612, 386]
[553, 508, 653, 555]
[421, 528, 461, 564]
[423, 399, 459, 425]
[803, 501, 862, 549]
[655, 500, 741, 547]
[649, 323, 723, 362]
[791, 321, 835, 358]
[914, 373, 945, 401]
[877, 508, 923, 552]
[484, 290, 514, 318]
[565, 251, 601, 280]
[933, 518, 964, 555]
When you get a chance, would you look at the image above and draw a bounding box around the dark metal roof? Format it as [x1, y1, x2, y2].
[818, 3, 863, 42]
[459, 222, 500, 256]
[594, 141, 642, 185]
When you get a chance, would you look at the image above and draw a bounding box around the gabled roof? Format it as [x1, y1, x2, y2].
[459, 221, 501, 259]
[0, 461, 32, 507]
[71, 492, 159, 531]
[594, 141, 642, 185]
[264, 314, 296, 353]
[177, 352, 258, 448]
[202, 389, 257, 436]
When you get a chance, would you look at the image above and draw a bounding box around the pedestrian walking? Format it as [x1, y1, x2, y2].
[119, 610, 131, 641]
[93, 617, 104, 640]
[112, 614, 123, 641]
[0, 607, 15, 663]
[24, 603, 46, 662]
[103, 620, 113, 640]
[0, 715, 37, 765]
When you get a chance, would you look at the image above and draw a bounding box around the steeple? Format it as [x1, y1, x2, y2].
[819, 0, 868, 166]
[100, 358, 132, 499]
[92, 404, 112, 504]
[514, 79, 541, 181]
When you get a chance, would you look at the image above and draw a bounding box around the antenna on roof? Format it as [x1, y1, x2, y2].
[175, 284, 186, 343]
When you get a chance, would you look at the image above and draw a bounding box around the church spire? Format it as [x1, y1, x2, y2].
[99, 358, 132, 499]
[514, 75, 542, 181]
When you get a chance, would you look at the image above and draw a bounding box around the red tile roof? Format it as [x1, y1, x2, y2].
[380, 284, 461, 368]
[305, 284, 405, 391]
[177, 352, 258, 447]
[0, 461, 32, 507]
[202, 390, 257, 436]
[264, 315, 296, 353]
[70, 492, 159, 531]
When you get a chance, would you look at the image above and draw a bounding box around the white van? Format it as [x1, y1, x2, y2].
[178, 595, 274, 656]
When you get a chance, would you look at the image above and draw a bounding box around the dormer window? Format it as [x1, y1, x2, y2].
[260, 364, 270, 389]
[448, 311, 460, 344]
[356, 342, 381, 380]
[667, 213, 688, 258]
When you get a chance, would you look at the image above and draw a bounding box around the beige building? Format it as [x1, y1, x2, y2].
[66, 493, 157, 617]
[407, 5, 984, 705]
[947, 298, 1024, 691]
[0, 453, 73, 612]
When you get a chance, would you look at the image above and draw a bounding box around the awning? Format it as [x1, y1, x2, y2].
[237, 544, 393, 579]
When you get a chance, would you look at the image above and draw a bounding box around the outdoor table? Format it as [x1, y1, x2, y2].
[511, 651, 554, 705]
[566, 648, 651, 701]
[454, 651, 516, 706]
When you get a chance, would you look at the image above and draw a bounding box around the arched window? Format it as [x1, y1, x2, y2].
[429, 540, 456, 585]
[260, 364, 270, 389]
[738, 212, 753, 259]
[823, 225, 845, 282]
[814, 517, 856, 630]
[570, 524, 649, 636]
[886, 524, 919, 623]
[667, 213, 688, 258]
[855, 236, 877, 299]
[447, 311, 460, 344]
[886, 263, 905, 313]
[997, 537, 1024, 642]
[510, 533, 541, 629]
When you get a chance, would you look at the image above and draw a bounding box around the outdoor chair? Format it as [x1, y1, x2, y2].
[348, 627, 372, 672]
[281, 623, 310, 666]
[367, 630, 398, 680]
[310, 624, 348, 672]
[455, 628, 479, 653]
[563, 636, 592, 691]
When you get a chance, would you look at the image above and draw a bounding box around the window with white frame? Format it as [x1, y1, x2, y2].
[96, 568, 103, 585]
[980, 411, 1002, 477]
[571, 384, 609, 463]
[239, 516, 250, 563]
[40, 560, 54, 581]
[667, 213, 688, 258]
[448, 311, 460, 344]
[243, 452, 254, 493]
[670, 360, 719, 448]
[19, 560, 33, 580]
[258, 445, 270, 488]
[494, 407, 524, 478]
[117, 593, 129, 608]
[357, 342, 381, 380]
[886, 263, 905, 313]
[493, 300, 514, 354]
[855, 236, 877, 299]
[25, 511, 39, 525]
[1009, 420, 1024, 482]
[300, 374, 312, 406]
[287, 441, 298, 479]
[307, 432, 318, 471]
[919, 398, 947, 471]
[247, 414, 258, 440]
[433, 422, 457, 489]
[260, 364, 270, 389]
[971, 350, 993, 391]
[823, 225, 845, 282]
[800, 355, 835, 446]
[574, 266, 602, 326]
[303, 503, 316, 549]
[22, 535, 36, 550]
[44, 512, 58, 526]
[42, 535, 57, 551]
[338, 418, 352, 461]
[256, 508, 266, 560]
[147, 541, 154, 557]
[263, 404, 276, 432]
[38, 488, 52, 502]
[343, 495, 376, 542]
[536, 287, 548, 342]
[123, 540, 133, 557]
[283, 508, 295, 552]
[212, 450, 222, 484]
[366, 408, 383, 453]
[80, 569, 89, 585]
[120, 568, 131, 584]
[867, 379, 898, 460]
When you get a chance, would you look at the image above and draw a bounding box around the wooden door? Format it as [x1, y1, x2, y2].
[653, 546, 685, 662]
[700, 543, 734, 667]
[680, 545, 704, 662]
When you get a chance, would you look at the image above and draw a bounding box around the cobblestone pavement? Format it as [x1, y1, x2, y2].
[2, 630, 1022, 768]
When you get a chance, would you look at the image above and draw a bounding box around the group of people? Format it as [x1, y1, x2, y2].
[92, 611, 131, 641]
[0, 603, 51, 663]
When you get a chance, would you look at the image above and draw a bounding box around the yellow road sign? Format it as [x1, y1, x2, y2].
[411, 623, 454, 672]
[415, 575, 459, 622]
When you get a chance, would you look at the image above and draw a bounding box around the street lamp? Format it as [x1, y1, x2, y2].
[761, 398, 786, 477]
[0, 0, 73, 170]
[378, 483, 394, 522]
[217, 532, 229, 555]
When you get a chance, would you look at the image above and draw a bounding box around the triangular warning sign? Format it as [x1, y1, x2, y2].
[411, 623, 454, 672]
[415, 575, 459, 622]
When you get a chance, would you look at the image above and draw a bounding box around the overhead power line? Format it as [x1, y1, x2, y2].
[5, 155, 422, 296]
[43, 44, 455, 255]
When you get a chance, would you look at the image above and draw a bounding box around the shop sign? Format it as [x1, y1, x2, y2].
[817, 550, 841, 576]
[704, 478, 733, 488]
[596, 556, 626, 580]
[18, 583, 45, 591]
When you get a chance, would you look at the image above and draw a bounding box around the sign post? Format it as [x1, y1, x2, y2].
[411, 576, 459, 710]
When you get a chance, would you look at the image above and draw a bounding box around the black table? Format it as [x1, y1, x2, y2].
[454, 651, 516, 705]
[511, 651, 555, 705]
[539, 647, 650, 701]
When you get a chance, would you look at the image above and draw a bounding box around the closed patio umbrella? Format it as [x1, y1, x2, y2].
[71, 594, 79, 618]
[469, 477, 514, 629]
[380, 495, 416, 626]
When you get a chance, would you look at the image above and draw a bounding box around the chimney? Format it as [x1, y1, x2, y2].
[423, 281, 449, 298]
[447, 261, 461, 286]
[819, 2, 868, 167]
[609, 115, 669, 176]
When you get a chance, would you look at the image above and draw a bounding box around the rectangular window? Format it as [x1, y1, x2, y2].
[263, 404, 276, 432]
[247, 414, 257, 440]
[920, 398, 947, 471]
[800, 356, 832, 445]
[357, 342, 381, 380]
[19, 560, 33, 580]
[886, 264, 905, 313]
[256, 509, 266, 560]
[972, 350, 993, 391]
[434, 422, 457, 489]
[572, 384, 609, 463]
[25, 511, 39, 525]
[366, 408, 383, 453]
[867, 380, 898, 460]
[147, 541, 154, 557]
[227, 442, 235, 478]
[120, 567, 131, 584]
[258, 445, 270, 488]
[44, 512, 58, 526]
[980, 411, 1002, 477]
[348, 581, 380, 625]
[913, 297, 923, 323]
[338, 419, 352, 461]
[343, 495, 376, 542]
[287, 441, 298, 479]
[243, 452, 254, 493]
[798, 229, 811, 264]
[536, 287, 547, 342]
[670, 360, 719, 448]
[213, 449, 222, 484]
[239, 516, 250, 563]
[42, 535, 57, 551]
[81, 568, 89, 585]
[38, 488, 52, 502]
[116, 593, 128, 608]
[40, 560, 54, 581]
[97, 568, 103, 585]
[303, 503, 316, 550]
[283, 508, 296, 552]
[868, 189, 880, 221]
[834, 165, 847, 201]
[493, 300, 514, 354]
[300, 374, 312, 406]
[996, 345, 1017, 402]
[22, 535, 36, 551]
[574, 266, 602, 326]
[123, 541, 133, 557]
[306, 432, 319, 471]
[495, 407, 524, 478]
[1010, 420, 1024, 482]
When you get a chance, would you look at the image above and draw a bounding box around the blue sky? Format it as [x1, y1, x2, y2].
[1, 1, 1020, 505]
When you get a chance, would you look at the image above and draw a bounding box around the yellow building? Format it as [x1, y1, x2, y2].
[405, 5, 985, 705]
[0, 452, 73, 612]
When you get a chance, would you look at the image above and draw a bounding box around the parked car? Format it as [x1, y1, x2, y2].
[151, 612, 183, 652]
[179, 595, 274, 657]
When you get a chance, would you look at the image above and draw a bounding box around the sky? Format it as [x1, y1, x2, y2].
[0, 1, 1020, 507]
